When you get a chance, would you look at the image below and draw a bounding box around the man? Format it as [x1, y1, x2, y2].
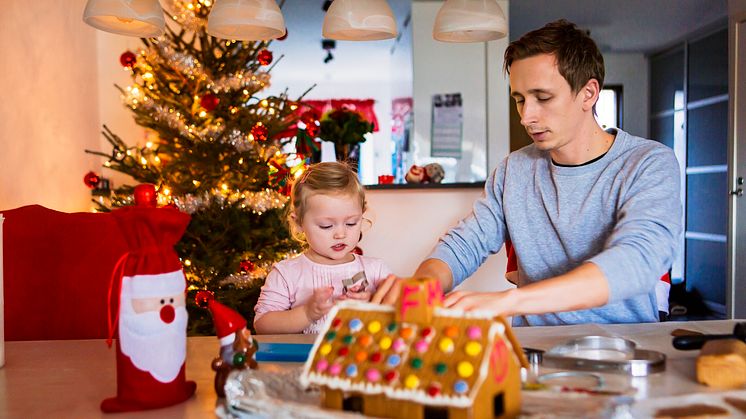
[373, 20, 681, 326]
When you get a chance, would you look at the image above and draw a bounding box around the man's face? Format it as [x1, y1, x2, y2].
[509, 53, 588, 155]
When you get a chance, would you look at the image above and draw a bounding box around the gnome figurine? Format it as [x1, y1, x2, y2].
[196, 291, 258, 397]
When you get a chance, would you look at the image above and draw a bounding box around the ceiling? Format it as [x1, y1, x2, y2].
[507, 0, 728, 54]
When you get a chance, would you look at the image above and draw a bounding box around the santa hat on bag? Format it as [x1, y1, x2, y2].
[101, 187, 196, 412]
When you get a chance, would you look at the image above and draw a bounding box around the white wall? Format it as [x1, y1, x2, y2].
[603, 53, 649, 138]
[363, 188, 511, 292]
[0, 0, 101, 212]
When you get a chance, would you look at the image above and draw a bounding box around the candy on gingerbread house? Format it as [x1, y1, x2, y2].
[300, 277, 528, 419]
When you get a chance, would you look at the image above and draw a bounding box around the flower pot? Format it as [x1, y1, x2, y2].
[334, 143, 360, 171]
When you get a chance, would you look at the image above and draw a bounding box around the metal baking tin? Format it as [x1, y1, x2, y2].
[541, 336, 666, 377]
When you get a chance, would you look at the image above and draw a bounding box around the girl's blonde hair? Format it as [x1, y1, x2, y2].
[287, 161, 367, 243]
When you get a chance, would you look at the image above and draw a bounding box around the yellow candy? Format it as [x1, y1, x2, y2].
[457, 361, 474, 378]
[404, 374, 420, 389]
[465, 341, 482, 356]
[320, 343, 332, 356]
[439, 337, 454, 353]
[368, 321, 382, 334]
[379, 336, 392, 350]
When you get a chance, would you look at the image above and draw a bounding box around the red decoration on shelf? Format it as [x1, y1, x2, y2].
[119, 51, 137, 68]
[83, 171, 100, 189]
[200, 93, 220, 112]
[277, 28, 288, 41]
[257, 49, 273, 66]
[239, 259, 255, 273]
[250, 123, 269, 142]
[133, 184, 158, 208]
[195, 290, 215, 309]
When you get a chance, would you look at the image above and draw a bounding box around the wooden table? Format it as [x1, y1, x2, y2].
[0, 320, 740, 418]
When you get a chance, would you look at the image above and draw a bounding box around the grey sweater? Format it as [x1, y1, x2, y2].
[430, 129, 682, 325]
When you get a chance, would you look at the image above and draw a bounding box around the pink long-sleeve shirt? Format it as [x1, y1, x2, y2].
[254, 253, 392, 334]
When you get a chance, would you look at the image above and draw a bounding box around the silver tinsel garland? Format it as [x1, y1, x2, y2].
[173, 189, 288, 215]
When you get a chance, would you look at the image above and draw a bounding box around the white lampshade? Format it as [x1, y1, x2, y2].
[433, 0, 507, 43]
[207, 0, 285, 40]
[82, 0, 165, 37]
[322, 0, 397, 41]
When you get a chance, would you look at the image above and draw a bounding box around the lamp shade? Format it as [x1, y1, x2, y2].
[433, 0, 507, 43]
[322, 0, 397, 41]
[207, 0, 285, 40]
[82, 0, 165, 37]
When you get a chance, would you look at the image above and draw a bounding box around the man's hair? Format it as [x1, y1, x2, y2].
[504, 19, 605, 94]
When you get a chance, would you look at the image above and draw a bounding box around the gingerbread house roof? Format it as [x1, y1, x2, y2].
[300, 301, 526, 408]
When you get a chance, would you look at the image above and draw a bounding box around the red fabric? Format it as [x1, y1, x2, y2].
[101, 348, 195, 412]
[1, 205, 128, 341]
[110, 206, 189, 277]
[505, 239, 517, 273]
[276, 98, 380, 140]
[302, 99, 379, 132]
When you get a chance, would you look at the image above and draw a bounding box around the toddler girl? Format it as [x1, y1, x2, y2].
[254, 162, 392, 334]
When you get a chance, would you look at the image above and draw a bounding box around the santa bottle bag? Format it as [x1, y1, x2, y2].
[101, 202, 196, 412]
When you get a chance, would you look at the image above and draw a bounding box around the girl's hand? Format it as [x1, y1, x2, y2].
[339, 289, 373, 302]
[304, 286, 334, 322]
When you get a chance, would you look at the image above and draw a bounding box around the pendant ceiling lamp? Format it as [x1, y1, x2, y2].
[82, 0, 165, 37]
[207, 0, 286, 41]
[433, 0, 507, 43]
[322, 0, 397, 41]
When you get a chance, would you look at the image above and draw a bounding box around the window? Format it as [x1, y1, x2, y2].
[595, 85, 623, 130]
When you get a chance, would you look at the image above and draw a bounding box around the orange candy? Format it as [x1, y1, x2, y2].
[400, 327, 414, 339]
[444, 325, 459, 338]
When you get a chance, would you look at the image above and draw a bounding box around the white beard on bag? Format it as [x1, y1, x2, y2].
[119, 303, 188, 383]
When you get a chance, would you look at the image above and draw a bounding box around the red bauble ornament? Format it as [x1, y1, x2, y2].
[195, 290, 215, 309]
[133, 184, 158, 208]
[83, 171, 100, 189]
[119, 51, 137, 68]
[277, 28, 288, 41]
[239, 259, 256, 273]
[257, 49, 273, 66]
[352, 246, 363, 255]
[200, 93, 220, 112]
[251, 123, 269, 142]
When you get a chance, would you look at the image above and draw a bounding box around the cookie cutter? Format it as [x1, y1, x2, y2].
[540, 336, 666, 377]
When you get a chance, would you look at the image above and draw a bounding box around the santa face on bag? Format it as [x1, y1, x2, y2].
[119, 273, 188, 383]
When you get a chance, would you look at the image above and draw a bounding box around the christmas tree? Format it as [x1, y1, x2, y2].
[86, 0, 314, 335]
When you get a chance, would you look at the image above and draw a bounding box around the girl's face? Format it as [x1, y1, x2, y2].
[297, 193, 363, 265]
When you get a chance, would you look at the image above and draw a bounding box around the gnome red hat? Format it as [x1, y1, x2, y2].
[197, 290, 246, 346]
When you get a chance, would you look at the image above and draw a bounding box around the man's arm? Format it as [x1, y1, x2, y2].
[444, 262, 609, 315]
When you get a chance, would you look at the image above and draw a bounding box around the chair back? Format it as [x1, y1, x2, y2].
[1, 205, 128, 340]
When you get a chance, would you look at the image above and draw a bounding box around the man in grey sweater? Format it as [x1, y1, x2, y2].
[373, 20, 682, 325]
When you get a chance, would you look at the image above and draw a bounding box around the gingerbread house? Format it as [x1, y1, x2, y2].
[300, 277, 528, 419]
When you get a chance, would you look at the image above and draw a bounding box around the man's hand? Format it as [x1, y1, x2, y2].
[443, 289, 517, 316]
[303, 287, 334, 322]
[370, 274, 402, 305]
